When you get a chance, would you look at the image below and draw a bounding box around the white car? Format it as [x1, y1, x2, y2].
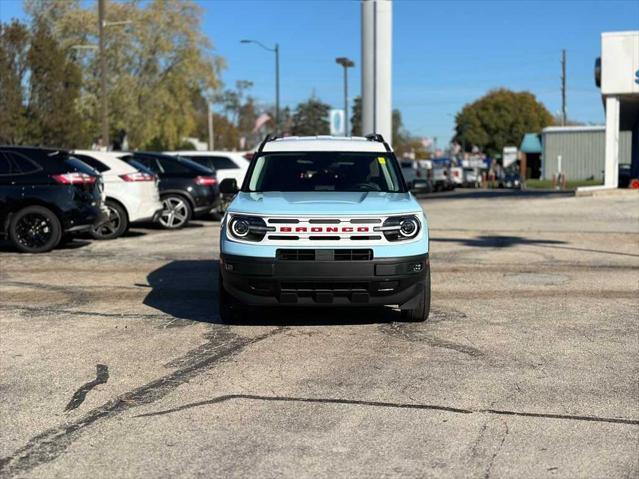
[164, 150, 250, 215]
[73, 150, 163, 239]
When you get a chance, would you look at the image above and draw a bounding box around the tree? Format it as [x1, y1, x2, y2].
[27, 21, 87, 148]
[26, 0, 222, 150]
[351, 96, 362, 136]
[454, 88, 552, 156]
[291, 97, 330, 136]
[0, 21, 29, 144]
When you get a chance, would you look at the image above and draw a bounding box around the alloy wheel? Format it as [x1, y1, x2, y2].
[93, 204, 121, 237]
[14, 213, 54, 250]
[159, 197, 189, 228]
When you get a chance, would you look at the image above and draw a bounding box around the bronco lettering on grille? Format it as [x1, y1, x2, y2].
[279, 226, 370, 233]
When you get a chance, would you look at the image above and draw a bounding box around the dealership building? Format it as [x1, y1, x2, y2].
[591, 31, 638, 188]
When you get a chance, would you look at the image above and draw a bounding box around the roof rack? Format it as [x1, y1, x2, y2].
[365, 133, 391, 153]
[257, 134, 278, 153]
[365, 133, 385, 143]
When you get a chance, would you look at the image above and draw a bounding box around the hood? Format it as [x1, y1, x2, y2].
[228, 191, 422, 217]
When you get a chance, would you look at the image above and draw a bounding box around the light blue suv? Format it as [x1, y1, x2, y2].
[218, 134, 430, 322]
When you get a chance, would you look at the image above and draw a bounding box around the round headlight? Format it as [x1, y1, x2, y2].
[231, 218, 250, 237]
[399, 218, 419, 238]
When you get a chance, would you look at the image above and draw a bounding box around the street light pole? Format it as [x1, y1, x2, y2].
[275, 43, 280, 130]
[335, 57, 354, 136]
[98, 0, 108, 148]
[241, 39, 280, 131]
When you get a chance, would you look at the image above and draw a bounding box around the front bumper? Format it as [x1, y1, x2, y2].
[220, 252, 429, 307]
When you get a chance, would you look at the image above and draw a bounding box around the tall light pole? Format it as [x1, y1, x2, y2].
[335, 57, 354, 136]
[96, 0, 131, 149]
[98, 0, 108, 148]
[241, 39, 280, 131]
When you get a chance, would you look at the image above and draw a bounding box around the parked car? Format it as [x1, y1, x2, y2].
[498, 167, 521, 189]
[0, 146, 106, 253]
[618, 164, 632, 188]
[72, 150, 163, 239]
[121, 152, 219, 229]
[463, 167, 482, 188]
[164, 151, 250, 215]
[450, 165, 464, 188]
[430, 159, 453, 191]
[218, 134, 430, 323]
[400, 159, 431, 193]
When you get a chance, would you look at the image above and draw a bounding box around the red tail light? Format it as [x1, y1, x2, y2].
[52, 172, 97, 184]
[195, 176, 217, 186]
[119, 172, 155, 182]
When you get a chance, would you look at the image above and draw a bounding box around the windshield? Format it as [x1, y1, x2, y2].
[245, 152, 406, 192]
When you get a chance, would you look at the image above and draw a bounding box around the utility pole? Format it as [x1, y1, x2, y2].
[240, 40, 280, 131]
[98, 0, 108, 148]
[336, 57, 355, 136]
[274, 43, 280, 130]
[208, 103, 214, 150]
[561, 49, 567, 126]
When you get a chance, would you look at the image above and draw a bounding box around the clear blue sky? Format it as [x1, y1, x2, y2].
[2, 0, 638, 144]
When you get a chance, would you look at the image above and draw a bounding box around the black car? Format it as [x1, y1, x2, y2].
[0, 146, 106, 253]
[122, 152, 219, 229]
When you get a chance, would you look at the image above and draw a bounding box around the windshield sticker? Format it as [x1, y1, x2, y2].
[377, 157, 386, 165]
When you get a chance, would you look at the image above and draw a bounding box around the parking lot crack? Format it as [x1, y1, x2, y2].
[0, 326, 286, 478]
[133, 394, 639, 427]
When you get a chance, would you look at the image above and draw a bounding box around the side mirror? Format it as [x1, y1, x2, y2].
[219, 178, 239, 195]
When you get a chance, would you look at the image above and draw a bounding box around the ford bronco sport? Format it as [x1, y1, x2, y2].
[218, 135, 430, 322]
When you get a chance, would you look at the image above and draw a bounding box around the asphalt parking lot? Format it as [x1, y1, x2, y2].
[1, 190, 638, 478]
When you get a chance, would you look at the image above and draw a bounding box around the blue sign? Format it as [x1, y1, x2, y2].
[635, 69, 639, 85]
[330, 109, 345, 136]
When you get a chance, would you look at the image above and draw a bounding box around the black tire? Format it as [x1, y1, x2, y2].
[218, 271, 246, 323]
[158, 194, 192, 229]
[401, 269, 431, 322]
[9, 205, 62, 253]
[91, 199, 128, 240]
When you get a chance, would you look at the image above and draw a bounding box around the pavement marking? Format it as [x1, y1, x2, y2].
[135, 394, 639, 427]
[64, 364, 109, 412]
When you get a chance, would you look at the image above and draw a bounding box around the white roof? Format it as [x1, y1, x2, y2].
[262, 136, 389, 153]
[73, 149, 130, 161]
[542, 125, 605, 134]
[72, 150, 135, 174]
[164, 150, 249, 159]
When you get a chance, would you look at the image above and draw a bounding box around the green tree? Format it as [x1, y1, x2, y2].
[0, 21, 29, 144]
[26, 21, 87, 148]
[454, 88, 552, 155]
[26, 0, 222, 150]
[351, 96, 362, 136]
[290, 97, 330, 136]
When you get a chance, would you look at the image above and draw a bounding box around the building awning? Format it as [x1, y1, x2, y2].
[520, 133, 542, 154]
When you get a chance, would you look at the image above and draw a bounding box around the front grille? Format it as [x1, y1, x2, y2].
[276, 249, 373, 261]
[335, 249, 373, 261]
[277, 249, 316, 261]
[281, 282, 368, 294]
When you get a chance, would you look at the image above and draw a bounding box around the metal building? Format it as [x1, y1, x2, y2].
[541, 126, 632, 181]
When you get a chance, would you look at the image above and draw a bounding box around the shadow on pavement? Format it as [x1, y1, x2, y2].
[144, 259, 398, 325]
[415, 189, 573, 201]
[431, 234, 639, 257]
[431, 235, 567, 248]
[0, 237, 92, 253]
